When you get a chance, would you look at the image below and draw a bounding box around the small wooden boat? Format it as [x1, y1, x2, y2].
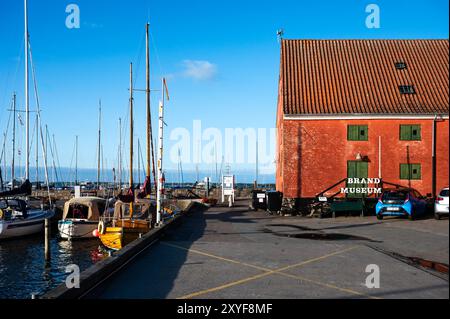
[97, 199, 153, 250]
[58, 196, 112, 240]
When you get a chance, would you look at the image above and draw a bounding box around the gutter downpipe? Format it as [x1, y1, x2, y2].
[432, 114, 437, 198]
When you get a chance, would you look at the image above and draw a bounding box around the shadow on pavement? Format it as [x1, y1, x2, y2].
[85, 203, 208, 299]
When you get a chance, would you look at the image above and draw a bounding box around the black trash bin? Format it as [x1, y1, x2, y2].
[266, 191, 283, 214]
[251, 190, 267, 211]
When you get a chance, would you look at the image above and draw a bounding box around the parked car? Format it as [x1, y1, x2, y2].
[435, 187, 449, 220]
[376, 188, 427, 220]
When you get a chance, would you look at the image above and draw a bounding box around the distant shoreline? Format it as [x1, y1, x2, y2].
[2, 167, 275, 184]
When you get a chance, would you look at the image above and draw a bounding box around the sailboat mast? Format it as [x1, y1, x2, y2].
[46, 125, 52, 183]
[146, 23, 151, 179]
[137, 138, 141, 186]
[35, 113, 38, 187]
[52, 134, 58, 184]
[75, 135, 78, 185]
[129, 63, 134, 190]
[48, 134, 59, 186]
[255, 137, 258, 188]
[97, 100, 101, 190]
[118, 117, 122, 193]
[11, 92, 16, 188]
[24, 0, 29, 181]
[2, 132, 6, 189]
[146, 23, 157, 192]
[101, 145, 105, 188]
[45, 124, 48, 178]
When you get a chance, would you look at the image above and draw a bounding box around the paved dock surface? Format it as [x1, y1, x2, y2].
[86, 200, 449, 299]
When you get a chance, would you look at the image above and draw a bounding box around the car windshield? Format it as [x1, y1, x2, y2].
[439, 189, 449, 197]
[382, 191, 408, 201]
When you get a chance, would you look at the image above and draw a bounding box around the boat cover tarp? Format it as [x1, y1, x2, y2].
[113, 199, 153, 220]
[0, 180, 32, 198]
[62, 196, 105, 220]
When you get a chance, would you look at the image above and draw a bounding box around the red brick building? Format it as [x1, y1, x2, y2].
[276, 39, 449, 199]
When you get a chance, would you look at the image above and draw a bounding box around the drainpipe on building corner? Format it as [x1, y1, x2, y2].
[378, 136, 383, 191]
[431, 114, 437, 198]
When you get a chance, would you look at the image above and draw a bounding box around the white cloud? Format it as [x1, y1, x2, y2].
[182, 60, 217, 81]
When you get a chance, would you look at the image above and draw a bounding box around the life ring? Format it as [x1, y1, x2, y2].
[98, 221, 105, 234]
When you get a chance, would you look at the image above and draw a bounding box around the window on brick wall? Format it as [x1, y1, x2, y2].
[400, 125, 421, 141]
[348, 125, 368, 141]
[400, 163, 422, 180]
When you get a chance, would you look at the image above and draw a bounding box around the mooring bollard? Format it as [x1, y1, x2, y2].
[45, 218, 50, 262]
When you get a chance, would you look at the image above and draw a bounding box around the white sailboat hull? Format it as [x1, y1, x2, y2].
[0, 210, 55, 240]
[58, 219, 98, 239]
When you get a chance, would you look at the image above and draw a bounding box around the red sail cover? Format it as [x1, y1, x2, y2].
[137, 176, 151, 199]
[118, 187, 134, 203]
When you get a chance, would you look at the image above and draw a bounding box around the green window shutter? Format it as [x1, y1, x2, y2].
[411, 125, 421, 141]
[347, 161, 356, 178]
[411, 164, 421, 179]
[400, 125, 411, 140]
[359, 125, 368, 141]
[348, 125, 358, 141]
[348, 125, 368, 141]
[400, 164, 410, 179]
[347, 161, 368, 199]
[357, 162, 368, 178]
[347, 161, 354, 198]
[400, 125, 421, 141]
[400, 164, 422, 180]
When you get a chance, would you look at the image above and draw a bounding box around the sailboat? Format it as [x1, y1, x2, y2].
[58, 196, 111, 240]
[97, 58, 152, 250]
[0, 0, 54, 240]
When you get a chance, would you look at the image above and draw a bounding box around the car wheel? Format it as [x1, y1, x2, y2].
[435, 213, 441, 220]
[376, 214, 383, 220]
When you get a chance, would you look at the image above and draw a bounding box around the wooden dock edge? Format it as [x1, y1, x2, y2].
[41, 211, 189, 299]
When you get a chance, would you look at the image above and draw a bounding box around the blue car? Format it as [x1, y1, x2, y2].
[376, 188, 428, 220]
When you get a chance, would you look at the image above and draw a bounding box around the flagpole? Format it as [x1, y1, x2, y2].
[156, 78, 168, 226]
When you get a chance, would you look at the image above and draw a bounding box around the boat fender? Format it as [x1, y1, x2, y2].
[98, 221, 105, 234]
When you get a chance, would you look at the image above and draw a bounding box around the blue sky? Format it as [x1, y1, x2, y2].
[0, 0, 448, 177]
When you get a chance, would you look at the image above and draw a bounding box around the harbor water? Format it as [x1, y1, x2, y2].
[0, 232, 107, 299]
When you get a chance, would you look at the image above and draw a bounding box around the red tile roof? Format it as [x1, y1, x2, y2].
[280, 39, 449, 115]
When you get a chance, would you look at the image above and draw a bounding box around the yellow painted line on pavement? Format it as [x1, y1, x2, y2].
[164, 244, 374, 299]
[275, 271, 380, 299]
[162, 242, 270, 272]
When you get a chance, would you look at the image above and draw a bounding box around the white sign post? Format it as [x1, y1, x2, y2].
[222, 175, 235, 207]
[74, 186, 81, 198]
